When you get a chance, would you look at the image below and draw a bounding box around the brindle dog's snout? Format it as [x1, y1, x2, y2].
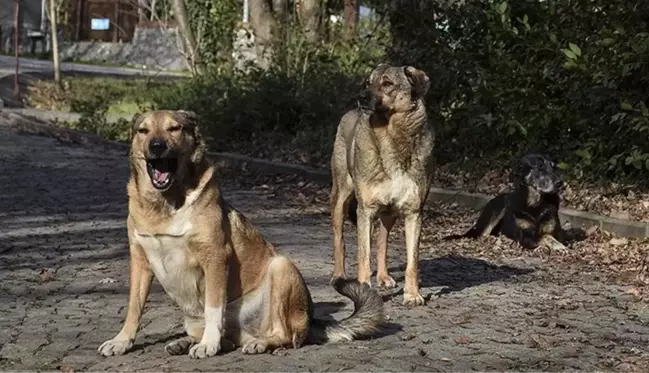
[148, 138, 168, 158]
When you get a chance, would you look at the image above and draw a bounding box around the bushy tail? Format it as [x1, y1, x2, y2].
[307, 278, 384, 344]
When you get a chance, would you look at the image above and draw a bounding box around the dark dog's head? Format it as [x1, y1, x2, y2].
[510, 153, 563, 194]
[130, 110, 206, 192]
[358, 64, 430, 114]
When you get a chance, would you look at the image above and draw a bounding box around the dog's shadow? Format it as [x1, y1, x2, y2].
[383, 254, 535, 302]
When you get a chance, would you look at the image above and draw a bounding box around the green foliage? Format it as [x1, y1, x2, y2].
[384, 0, 649, 182]
[150, 24, 388, 164]
[185, 0, 240, 68]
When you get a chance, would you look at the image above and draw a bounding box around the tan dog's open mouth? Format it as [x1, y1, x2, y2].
[146, 157, 178, 191]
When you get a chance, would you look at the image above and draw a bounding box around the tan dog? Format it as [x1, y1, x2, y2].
[97, 110, 384, 359]
[330, 64, 434, 307]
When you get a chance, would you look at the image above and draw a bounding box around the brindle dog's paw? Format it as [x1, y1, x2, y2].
[377, 274, 397, 289]
[537, 235, 569, 255]
[189, 340, 221, 359]
[97, 338, 133, 356]
[242, 339, 268, 354]
[165, 336, 197, 355]
[403, 292, 425, 307]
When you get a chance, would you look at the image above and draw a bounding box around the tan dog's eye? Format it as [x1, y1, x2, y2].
[168, 126, 182, 132]
[381, 80, 394, 88]
[137, 128, 149, 135]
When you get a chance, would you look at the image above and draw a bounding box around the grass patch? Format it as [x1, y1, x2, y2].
[26, 76, 172, 116]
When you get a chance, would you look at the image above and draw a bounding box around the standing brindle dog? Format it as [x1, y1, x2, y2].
[330, 64, 434, 307]
[445, 153, 569, 252]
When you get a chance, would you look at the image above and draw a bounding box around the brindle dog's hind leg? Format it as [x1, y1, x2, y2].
[444, 194, 508, 240]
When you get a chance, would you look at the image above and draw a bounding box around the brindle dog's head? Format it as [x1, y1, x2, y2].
[358, 64, 430, 114]
[129, 110, 206, 192]
[510, 153, 564, 194]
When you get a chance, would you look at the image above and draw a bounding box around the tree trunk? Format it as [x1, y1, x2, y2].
[171, 0, 203, 75]
[248, 0, 276, 68]
[49, 0, 62, 91]
[272, 0, 289, 23]
[343, 0, 359, 38]
[298, 0, 321, 42]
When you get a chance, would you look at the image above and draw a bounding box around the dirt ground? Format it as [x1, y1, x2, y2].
[1, 124, 649, 372]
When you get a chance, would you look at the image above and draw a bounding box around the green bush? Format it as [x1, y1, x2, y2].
[147, 0, 649, 183]
[385, 0, 649, 182]
[150, 25, 387, 165]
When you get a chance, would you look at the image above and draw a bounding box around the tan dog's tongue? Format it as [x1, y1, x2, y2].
[154, 169, 169, 182]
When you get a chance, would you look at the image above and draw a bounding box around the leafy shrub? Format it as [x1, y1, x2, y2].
[151, 24, 387, 165]
[384, 0, 649, 182]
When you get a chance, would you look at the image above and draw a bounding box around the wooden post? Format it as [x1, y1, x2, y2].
[113, 0, 120, 42]
[75, 0, 83, 41]
[13, 0, 20, 97]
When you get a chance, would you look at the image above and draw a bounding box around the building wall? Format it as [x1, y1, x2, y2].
[60, 26, 187, 71]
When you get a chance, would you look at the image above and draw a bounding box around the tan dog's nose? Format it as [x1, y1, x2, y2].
[148, 138, 168, 158]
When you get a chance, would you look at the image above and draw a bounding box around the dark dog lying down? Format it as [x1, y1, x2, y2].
[445, 153, 571, 252]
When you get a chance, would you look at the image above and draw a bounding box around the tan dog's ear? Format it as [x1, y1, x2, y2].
[174, 110, 206, 164]
[368, 63, 390, 84]
[131, 112, 144, 135]
[404, 66, 430, 99]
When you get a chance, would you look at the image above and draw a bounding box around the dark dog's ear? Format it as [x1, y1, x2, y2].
[174, 110, 207, 164]
[404, 66, 430, 99]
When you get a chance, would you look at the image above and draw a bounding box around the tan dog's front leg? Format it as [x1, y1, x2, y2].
[403, 212, 424, 306]
[356, 205, 375, 286]
[189, 250, 229, 359]
[98, 242, 153, 356]
[376, 214, 397, 288]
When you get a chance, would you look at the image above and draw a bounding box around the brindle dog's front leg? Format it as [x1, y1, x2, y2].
[98, 240, 153, 356]
[189, 242, 230, 359]
[403, 212, 425, 306]
[356, 203, 376, 286]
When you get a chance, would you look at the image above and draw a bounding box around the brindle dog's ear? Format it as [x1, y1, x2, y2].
[404, 66, 430, 99]
[174, 110, 207, 164]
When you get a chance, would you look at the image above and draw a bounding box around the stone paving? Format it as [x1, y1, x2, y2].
[1, 123, 649, 372]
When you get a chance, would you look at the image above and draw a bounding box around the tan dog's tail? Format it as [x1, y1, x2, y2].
[307, 278, 384, 344]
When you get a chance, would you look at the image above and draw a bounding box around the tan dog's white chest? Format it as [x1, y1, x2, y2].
[134, 207, 204, 317]
[383, 171, 420, 209]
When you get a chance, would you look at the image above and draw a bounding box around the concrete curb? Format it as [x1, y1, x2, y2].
[3, 108, 647, 238]
[209, 152, 649, 239]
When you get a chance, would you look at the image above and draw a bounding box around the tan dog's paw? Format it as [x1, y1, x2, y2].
[242, 339, 268, 355]
[189, 340, 221, 359]
[97, 338, 133, 356]
[377, 274, 397, 289]
[329, 274, 346, 286]
[165, 336, 196, 355]
[403, 292, 425, 307]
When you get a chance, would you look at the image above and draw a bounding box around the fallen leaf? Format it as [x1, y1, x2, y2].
[454, 337, 471, 344]
[39, 268, 56, 283]
[59, 365, 76, 373]
[99, 277, 117, 284]
[440, 357, 452, 362]
[610, 238, 629, 246]
[625, 288, 641, 296]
